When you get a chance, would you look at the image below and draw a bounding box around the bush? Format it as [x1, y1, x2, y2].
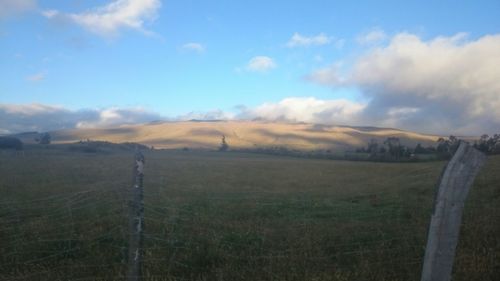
[0, 137, 23, 151]
[36, 133, 51, 145]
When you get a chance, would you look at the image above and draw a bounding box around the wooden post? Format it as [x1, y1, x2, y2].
[421, 142, 486, 281]
[127, 151, 145, 281]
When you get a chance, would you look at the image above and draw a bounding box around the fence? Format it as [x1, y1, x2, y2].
[0, 145, 498, 280]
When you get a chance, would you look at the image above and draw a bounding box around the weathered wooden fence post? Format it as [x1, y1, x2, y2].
[127, 151, 145, 281]
[421, 141, 486, 281]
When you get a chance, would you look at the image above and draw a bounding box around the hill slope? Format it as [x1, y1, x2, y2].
[38, 121, 439, 151]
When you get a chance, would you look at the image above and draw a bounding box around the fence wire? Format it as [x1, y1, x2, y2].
[0, 149, 498, 281]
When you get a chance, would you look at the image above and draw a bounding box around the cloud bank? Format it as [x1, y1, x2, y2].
[238, 97, 365, 125]
[0, 99, 366, 134]
[307, 32, 500, 135]
[43, 0, 161, 37]
[0, 104, 162, 134]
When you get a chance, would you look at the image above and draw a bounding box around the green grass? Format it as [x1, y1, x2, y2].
[0, 148, 498, 280]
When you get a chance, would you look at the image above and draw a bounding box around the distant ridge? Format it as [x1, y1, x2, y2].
[42, 120, 440, 151]
[187, 119, 226, 123]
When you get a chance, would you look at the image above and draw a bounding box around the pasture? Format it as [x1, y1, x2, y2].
[0, 147, 498, 280]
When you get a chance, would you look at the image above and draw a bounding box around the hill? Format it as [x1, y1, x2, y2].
[34, 121, 440, 151]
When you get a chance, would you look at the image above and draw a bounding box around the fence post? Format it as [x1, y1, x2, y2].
[127, 151, 145, 281]
[421, 141, 486, 281]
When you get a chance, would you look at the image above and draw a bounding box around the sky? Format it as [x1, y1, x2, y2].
[1, 0, 500, 135]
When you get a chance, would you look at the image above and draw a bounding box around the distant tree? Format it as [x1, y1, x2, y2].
[436, 137, 449, 153]
[0, 137, 23, 151]
[414, 143, 426, 154]
[219, 135, 229, 151]
[448, 135, 460, 152]
[414, 143, 434, 154]
[436, 135, 461, 159]
[426, 146, 436, 153]
[379, 146, 387, 154]
[356, 147, 366, 153]
[384, 137, 402, 159]
[493, 134, 500, 154]
[402, 146, 412, 158]
[36, 133, 51, 145]
[474, 133, 500, 154]
[367, 139, 379, 155]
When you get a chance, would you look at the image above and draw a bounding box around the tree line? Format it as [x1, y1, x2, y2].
[2, 132, 499, 161]
[0, 133, 51, 151]
[473, 134, 500, 154]
[357, 133, 500, 161]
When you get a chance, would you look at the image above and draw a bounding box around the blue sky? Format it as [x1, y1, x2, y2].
[1, 0, 500, 134]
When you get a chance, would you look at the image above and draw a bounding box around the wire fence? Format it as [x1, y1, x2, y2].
[0, 149, 498, 280]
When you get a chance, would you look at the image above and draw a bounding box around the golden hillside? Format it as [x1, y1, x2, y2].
[47, 121, 439, 151]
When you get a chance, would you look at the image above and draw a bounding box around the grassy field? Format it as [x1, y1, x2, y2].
[0, 147, 498, 280]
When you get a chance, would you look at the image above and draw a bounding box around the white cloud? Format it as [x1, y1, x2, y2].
[176, 109, 234, 121]
[305, 64, 345, 86]
[26, 72, 45, 82]
[239, 97, 366, 125]
[246, 56, 277, 72]
[357, 28, 387, 45]
[387, 107, 420, 117]
[181, 42, 205, 53]
[76, 107, 161, 128]
[43, 0, 161, 37]
[41, 9, 58, 18]
[0, 0, 36, 19]
[1, 103, 64, 116]
[307, 32, 500, 135]
[286, 32, 332, 47]
[0, 100, 366, 134]
[0, 104, 163, 133]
